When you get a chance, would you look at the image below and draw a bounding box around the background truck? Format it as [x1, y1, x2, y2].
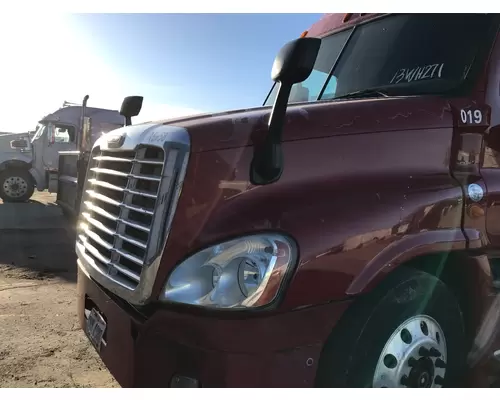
[56, 96, 140, 220]
[75, 13, 500, 388]
[0, 99, 124, 203]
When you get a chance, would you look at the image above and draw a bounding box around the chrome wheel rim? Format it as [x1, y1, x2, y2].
[3, 176, 28, 198]
[373, 315, 447, 388]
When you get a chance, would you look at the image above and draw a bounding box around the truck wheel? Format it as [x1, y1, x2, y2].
[0, 169, 35, 203]
[316, 268, 466, 388]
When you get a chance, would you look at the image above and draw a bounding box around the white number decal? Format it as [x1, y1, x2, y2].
[474, 109, 483, 124]
[460, 109, 483, 125]
[460, 109, 467, 123]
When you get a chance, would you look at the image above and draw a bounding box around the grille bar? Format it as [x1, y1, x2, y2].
[84, 197, 151, 232]
[90, 167, 162, 182]
[84, 228, 113, 250]
[136, 160, 163, 165]
[77, 242, 140, 285]
[82, 212, 115, 236]
[82, 212, 148, 249]
[88, 178, 125, 193]
[90, 167, 128, 178]
[79, 234, 110, 264]
[89, 179, 158, 199]
[109, 262, 141, 282]
[93, 155, 133, 163]
[115, 248, 143, 266]
[120, 218, 151, 232]
[87, 190, 154, 215]
[118, 234, 147, 249]
[84, 201, 119, 222]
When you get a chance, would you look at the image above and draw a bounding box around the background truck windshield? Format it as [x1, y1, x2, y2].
[265, 14, 495, 105]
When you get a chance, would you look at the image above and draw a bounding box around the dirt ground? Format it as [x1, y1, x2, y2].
[0, 192, 118, 387]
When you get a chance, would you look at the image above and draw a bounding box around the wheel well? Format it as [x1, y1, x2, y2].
[398, 251, 477, 347]
[0, 161, 35, 186]
[316, 255, 472, 387]
[0, 160, 32, 172]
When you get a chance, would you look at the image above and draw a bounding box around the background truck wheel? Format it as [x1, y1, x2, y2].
[0, 169, 35, 203]
[316, 267, 466, 388]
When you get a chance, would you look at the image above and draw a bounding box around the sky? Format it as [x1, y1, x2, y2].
[0, 13, 322, 132]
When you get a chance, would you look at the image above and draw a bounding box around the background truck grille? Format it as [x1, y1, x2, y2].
[77, 145, 168, 290]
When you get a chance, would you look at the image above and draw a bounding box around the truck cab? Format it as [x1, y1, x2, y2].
[77, 14, 500, 387]
[0, 102, 124, 203]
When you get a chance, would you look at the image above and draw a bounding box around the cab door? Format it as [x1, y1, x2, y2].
[482, 31, 500, 248]
[43, 123, 77, 171]
[465, 29, 500, 385]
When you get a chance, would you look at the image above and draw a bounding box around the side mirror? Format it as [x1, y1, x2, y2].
[120, 96, 143, 126]
[10, 139, 28, 149]
[271, 37, 322, 85]
[250, 37, 321, 185]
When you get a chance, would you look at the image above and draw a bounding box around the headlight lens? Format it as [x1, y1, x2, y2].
[160, 234, 296, 309]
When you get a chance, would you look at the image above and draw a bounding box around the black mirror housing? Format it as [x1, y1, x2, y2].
[271, 37, 321, 85]
[120, 96, 143, 126]
[250, 37, 321, 186]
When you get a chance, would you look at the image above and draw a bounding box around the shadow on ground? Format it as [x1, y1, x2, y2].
[0, 194, 77, 283]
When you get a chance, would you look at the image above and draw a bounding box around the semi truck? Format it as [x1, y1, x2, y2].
[0, 100, 124, 203]
[75, 13, 500, 387]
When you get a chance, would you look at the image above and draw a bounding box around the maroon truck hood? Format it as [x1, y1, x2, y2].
[156, 96, 454, 153]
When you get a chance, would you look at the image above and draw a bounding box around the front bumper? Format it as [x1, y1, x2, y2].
[77, 264, 351, 388]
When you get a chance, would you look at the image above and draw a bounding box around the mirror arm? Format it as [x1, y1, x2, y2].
[250, 83, 291, 185]
[268, 83, 292, 143]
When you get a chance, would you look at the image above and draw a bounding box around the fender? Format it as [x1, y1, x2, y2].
[0, 158, 32, 172]
[346, 228, 471, 295]
[0, 159, 44, 189]
[0, 159, 43, 186]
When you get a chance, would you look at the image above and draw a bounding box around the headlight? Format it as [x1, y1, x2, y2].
[160, 233, 297, 309]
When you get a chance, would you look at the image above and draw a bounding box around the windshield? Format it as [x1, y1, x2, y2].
[264, 14, 495, 105]
[31, 124, 46, 142]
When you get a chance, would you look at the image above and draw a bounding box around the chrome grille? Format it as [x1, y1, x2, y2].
[77, 146, 169, 289]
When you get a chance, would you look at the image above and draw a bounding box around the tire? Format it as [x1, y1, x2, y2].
[0, 169, 35, 203]
[316, 267, 466, 388]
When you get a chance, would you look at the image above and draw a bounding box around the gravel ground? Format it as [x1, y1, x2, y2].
[0, 191, 118, 387]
